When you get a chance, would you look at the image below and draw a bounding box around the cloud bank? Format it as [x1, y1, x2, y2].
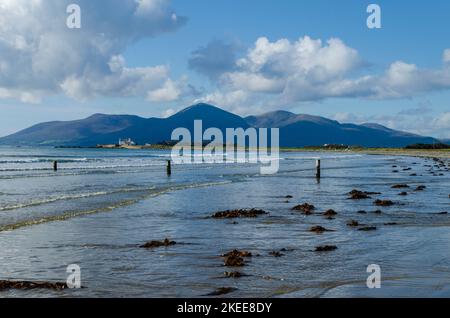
[193, 37, 450, 112]
[0, 0, 187, 103]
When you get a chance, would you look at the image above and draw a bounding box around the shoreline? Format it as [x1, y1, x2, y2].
[281, 148, 450, 159]
[57, 145, 450, 159]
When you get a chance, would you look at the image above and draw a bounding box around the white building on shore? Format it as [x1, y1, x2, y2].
[118, 138, 136, 146]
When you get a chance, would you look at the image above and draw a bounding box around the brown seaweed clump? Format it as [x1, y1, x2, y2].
[212, 209, 268, 219]
[415, 185, 427, 191]
[315, 245, 338, 252]
[222, 249, 252, 258]
[224, 271, 244, 278]
[292, 203, 315, 215]
[224, 256, 245, 267]
[323, 209, 338, 217]
[374, 199, 394, 207]
[206, 287, 238, 296]
[358, 226, 377, 231]
[0, 280, 68, 291]
[310, 226, 333, 233]
[391, 184, 409, 189]
[347, 189, 379, 200]
[222, 249, 252, 267]
[140, 238, 176, 248]
[269, 250, 284, 257]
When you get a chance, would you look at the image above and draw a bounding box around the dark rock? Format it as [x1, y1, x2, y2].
[398, 192, 408, 196]
[310, 226, 333, 233]
[292, 203, 315, 214]
[269, 251, 284, 257]
[384, 222, 398, 225]
[347, 189, 380, 200]
[371, 210, 383, 214]
[435, 212, 448, 215]
[222, 249, 252, 258]
[323, 209, 338, 217]
[350, 192, 370, 200]
[224, 271, 244, 278]
[357, 210, 367, 214]
[206, 287, 238, 296]
[374, 199, 394, 206]
[285, 195, 293, 199]
[347, 220, 359, 227]
[315, 245, 338, 252]
[0, 280, 68, 291]
[140, 238, 176, 248]
[415, 185, 427, 191]
[212, 209, 268, 219]
[358, 226, 377, 231]
[391, 184, 409, 189]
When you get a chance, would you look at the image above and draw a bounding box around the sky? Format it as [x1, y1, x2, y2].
[0, 0, 449, 139]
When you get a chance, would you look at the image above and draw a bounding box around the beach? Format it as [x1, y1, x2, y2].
[0, 146, 449, 297]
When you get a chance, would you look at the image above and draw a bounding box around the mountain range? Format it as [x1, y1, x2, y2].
[0, 103, 442, 148]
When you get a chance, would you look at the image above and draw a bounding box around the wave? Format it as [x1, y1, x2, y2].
[0, 158, 101, 164]
[0, 180, 232, 233]
[283, 154, 364, 160]
[0, 187, 157, 212]
[0, 162, 165, 172]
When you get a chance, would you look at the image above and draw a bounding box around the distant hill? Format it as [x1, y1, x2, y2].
[0, 103, 440, 148]
[0, 114, 147, 146]
[441, 139, 450, 145]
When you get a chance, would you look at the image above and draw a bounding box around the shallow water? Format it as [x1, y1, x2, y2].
[0, 146, 449, 297]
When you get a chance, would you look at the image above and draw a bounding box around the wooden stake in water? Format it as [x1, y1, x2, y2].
[167, 160, 172, 176]
[316, 159, 321, 179]
[53, 160, 58, 171]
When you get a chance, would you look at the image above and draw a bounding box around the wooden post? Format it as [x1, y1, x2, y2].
[166, 160, 172, 176]
[316, 159, 321, 179]
[53, 160, 58, 171]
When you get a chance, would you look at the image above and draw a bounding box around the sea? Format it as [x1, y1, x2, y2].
[0, 146, 449, 297]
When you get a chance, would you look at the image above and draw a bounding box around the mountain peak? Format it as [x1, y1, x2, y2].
[177, 103, 222, 113]
[168, 103, 243, 121]
[246, 111, 338, 128]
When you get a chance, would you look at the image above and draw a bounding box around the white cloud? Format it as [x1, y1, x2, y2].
[443, 49, 450, 64]
[147, 79, 181, 102]
[192, 35, 450, 109]
[195, 90, 250, 110]
[214, 36, 364, 103]
[433, 112, 450, 129]
[161, 108, 177, 118]
[0, 0, 187, 103]
[330, 110, 450, 139]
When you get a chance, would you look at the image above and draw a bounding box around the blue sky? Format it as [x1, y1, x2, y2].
[0, 0, 449, 138]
